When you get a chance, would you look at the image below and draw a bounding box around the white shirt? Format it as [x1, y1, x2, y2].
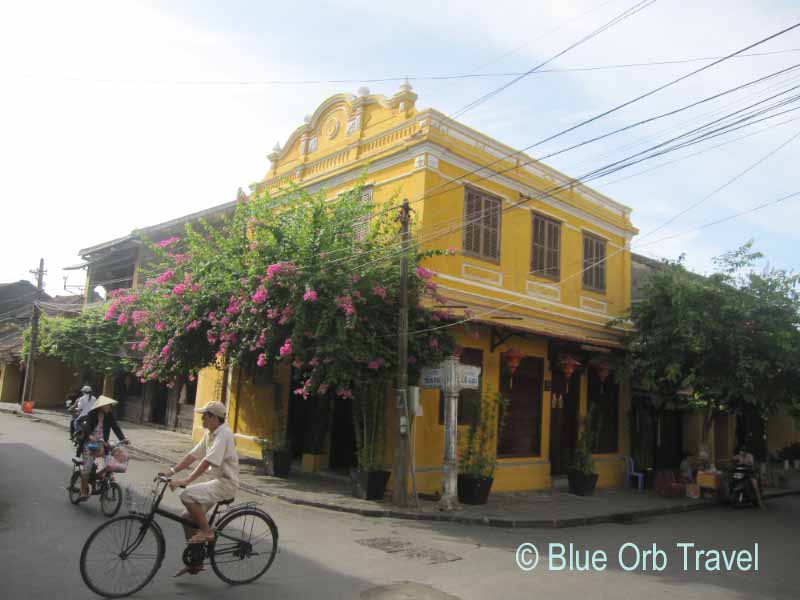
[76, 394, 96, 418]
[190, 423, 239, 491]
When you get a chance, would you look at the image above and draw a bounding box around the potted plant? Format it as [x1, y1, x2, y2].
[567, 408, 600, 496]
[350, 383, 390, 500]
[457, 391, 508, 505]
[260, 390, 291, 478]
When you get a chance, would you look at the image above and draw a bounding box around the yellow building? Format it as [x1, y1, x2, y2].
[79, 84, 642, 493]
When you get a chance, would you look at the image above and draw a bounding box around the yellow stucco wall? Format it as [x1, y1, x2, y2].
[192, 363, 291, 460]
[767, 415, 800, 455]
[30, 356, 81, 408]
[0, 361, 23, 404]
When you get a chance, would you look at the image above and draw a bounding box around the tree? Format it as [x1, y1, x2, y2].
[28, 306, 138, 378]
[110, 183, 456, 395]
[617, 242, 800, 445]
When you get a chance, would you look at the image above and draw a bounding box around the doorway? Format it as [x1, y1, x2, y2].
[329, 397, 357, 472]
[548, 368, 580, 476]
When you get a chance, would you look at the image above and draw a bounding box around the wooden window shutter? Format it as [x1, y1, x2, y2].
[482, 196, 500, 260]
[352, 186, 373, 242]
[463, 190, 482, 255]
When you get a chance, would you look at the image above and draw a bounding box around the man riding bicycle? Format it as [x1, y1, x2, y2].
[159, 401, 239, 577]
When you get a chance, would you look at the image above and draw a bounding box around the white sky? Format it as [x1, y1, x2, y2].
[1, 0, 799, 297]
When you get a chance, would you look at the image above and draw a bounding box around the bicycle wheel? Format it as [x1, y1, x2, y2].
[210, 508, 278, 585]
[100, 481, 123, 517]
[80, 515, 165, 598]
[68, 471, 81, 505]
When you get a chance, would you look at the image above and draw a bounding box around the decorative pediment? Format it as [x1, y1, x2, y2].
[267, 83, 418, 174]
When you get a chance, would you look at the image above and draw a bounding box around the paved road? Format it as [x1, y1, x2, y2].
[1, 412, 798, 599]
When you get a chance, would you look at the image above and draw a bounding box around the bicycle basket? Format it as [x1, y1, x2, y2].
[124, 484, 158, 514]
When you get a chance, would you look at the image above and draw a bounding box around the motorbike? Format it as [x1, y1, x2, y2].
[729, 464, 762, 508]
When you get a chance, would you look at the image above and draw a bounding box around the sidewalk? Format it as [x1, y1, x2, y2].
[4, 402, 799, 528]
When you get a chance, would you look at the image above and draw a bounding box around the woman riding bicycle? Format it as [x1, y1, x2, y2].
[76, 395, 129, 501]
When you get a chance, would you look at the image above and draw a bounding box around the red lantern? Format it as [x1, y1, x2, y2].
[560, 354, 581, 381]
[593, 358, 610, 383]
[504, 348, 524, 389]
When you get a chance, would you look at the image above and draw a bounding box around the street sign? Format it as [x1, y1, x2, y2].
[421, 364, 481, 390]
[421, 368, 443, 389]
[459, 365, 481, 390]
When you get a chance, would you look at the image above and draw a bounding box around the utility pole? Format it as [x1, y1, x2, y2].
[20, 258, 45, 409]
[393, 200, 411, 507]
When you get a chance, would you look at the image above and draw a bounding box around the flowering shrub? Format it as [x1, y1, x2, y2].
[109, 183, 456, 393]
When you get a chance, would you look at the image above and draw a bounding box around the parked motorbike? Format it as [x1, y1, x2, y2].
[729, 464, 761, 508]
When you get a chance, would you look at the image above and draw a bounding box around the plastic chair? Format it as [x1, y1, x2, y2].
[626, 456, 645, 492]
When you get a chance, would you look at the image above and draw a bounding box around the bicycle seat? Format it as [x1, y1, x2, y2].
[72, 458, 83, 466]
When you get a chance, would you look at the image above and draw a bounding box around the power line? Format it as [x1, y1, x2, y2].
[450, 0, 658, 119]
[22, 48, 800, 86]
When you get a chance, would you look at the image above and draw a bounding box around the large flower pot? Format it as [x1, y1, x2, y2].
[567, 469, 598, 496]
[263, 449, 292, 478]
[350, 469, 391, 500]
[457, 474, 494, 505]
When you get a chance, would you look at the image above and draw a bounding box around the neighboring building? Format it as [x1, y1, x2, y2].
[629, 253, 798, 465]
[0, 281, 84, 407]
[76, 85, 640, 492]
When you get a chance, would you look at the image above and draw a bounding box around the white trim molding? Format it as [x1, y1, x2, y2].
[461, 262, 503, 286]
[579, 295, 609, 314]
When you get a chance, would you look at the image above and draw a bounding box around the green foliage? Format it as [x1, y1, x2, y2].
[459, 390, 509, 478]
[112, 181, 456, 394]
[29, 307, 137, 376]
[351, 383, 388, 471]
[615, 242, 800, 437]
[569, 406, 600, 475]
[777, 442, 800, 462]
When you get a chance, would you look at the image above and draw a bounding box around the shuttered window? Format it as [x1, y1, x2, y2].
[463, 188, 501, 262]
[582, 233, 606, 293]
[531, 213, 561, 279]
[352, 186, 373, 242]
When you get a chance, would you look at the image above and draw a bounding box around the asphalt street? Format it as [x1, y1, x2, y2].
[2, 412, 798, 599]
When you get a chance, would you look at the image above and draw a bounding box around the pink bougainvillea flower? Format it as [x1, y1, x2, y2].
[206, 330, 218, 344]
[116, 313, 129, 326]
[303, 289, 318, 302]
[155, 321, 166, 332]
[371, 285, 387, 299]
[309, 357, 320, 366]
[172, 283, 187, 296]
[186, 320, 200, 331]
[367, 358, 383, 370]
[279, 339, 292, 357]
[415, 266, 434, 280]
[447, 247, 457, 255]
[266, 308, 278, 320]
[160, 344, 172, 358]
[156, 236, 180, 248]
[428, 337, 439, 349]
[251, 287, 268, 304]
[156, 269, 175, 284]
[336, 388, 354, 399]
[104, 301, 120, 321]
[292, 359, 304, 369]
[188, 374, 197, 382]
[257, 353, 267, 368]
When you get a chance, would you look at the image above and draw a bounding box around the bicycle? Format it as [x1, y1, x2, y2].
[79, 475, 279, 598]
[67, 441, 126, 517]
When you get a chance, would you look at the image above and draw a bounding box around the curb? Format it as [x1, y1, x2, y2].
[5, 406, 800, 529]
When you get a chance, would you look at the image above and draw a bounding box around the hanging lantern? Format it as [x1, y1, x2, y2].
[560, 354, 581, 381]
[591, 356, 611, 393]
[504, 348, 524, 389]
[592, 357, 611, 383]
[559, 354, 581, 394]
